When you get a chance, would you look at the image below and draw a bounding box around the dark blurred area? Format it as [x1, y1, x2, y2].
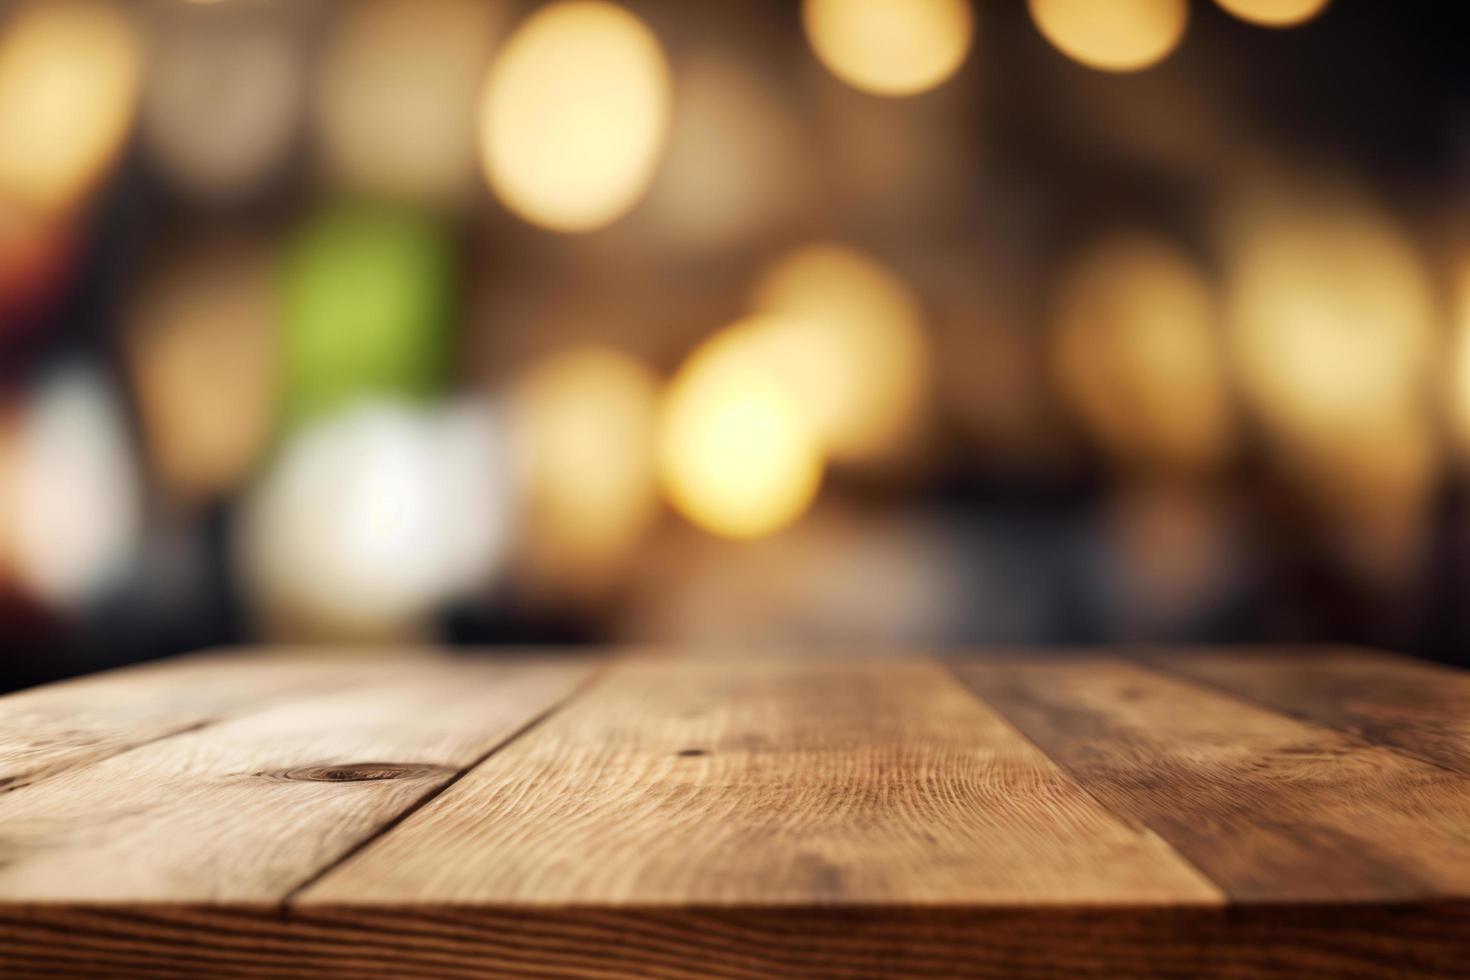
[3, 0, 1470, 692]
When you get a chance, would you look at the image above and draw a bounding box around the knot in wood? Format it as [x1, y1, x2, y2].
[264, 763, 453, 783]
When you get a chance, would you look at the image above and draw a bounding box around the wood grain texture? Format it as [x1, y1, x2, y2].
[953, 656, 1470, 903]
[2, 902, 1468, 979]
[1136, 647, 1470, 776]
[0, 652, 383, 793]
[0, 657, 591, 900]
[303, 658, 1217, 905]
[4, 649, 1470, 978]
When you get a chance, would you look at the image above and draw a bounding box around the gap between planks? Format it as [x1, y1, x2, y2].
[0, 655, 602, 902]
[280, 656, 613, 903]
[0, 652, 442, 795]
[949, 653, 1470, 903]
[1125, 647, 1470, 780]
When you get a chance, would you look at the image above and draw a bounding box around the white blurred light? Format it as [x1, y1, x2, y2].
[241, 400, 512, 638]
[479, 1, 671, 232]
[802, 0, 974, 97]
[9, 369, 142, 609]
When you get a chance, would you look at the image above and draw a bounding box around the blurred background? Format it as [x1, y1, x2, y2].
[3, 0, 1469, 691]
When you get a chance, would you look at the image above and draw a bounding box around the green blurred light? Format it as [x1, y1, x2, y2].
[282, 202, 453, 428]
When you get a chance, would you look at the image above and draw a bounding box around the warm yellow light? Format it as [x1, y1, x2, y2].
[0, 0, 141, 212]
[318, 0, 504, 205]
[660, 321, 824, 540]
[749, 244, 929, 463]
[1214, 0, 1331, 28]
[124, 240, 279, 505]
[514, 346, 660, 579]
[1449, 265, 1470, 454]
[1027, 0, 1187, 73]
[1223, 180, 1437, 586]
[1050, 235, 1232, 473]
[479, 1, 671, 232]
[802, 0, 974, 97]
[1224, 187, 1433, 453]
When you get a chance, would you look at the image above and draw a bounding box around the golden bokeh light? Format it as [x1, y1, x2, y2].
[1050, 234, 1233, 473]
[1214, 0, 1331, 28]
[0, 0, 142, 213]
[1452, 264, 1470, 455]
[479, 1, 671, 232]
[1224, 186, 1433, 452]
[660, 321, 825, 540]
[802, 0, 974, 97]
[124, 240, 279, 506]
[513, 346, 661, 587]
[318, 0, 504, 205]
[749, 244, 930, 464]
[1027, 0, 1187, 73]
[1222, 179, 1437, 584]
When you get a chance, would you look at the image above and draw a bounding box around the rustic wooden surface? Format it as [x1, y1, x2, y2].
[0, 648, 1467, 979]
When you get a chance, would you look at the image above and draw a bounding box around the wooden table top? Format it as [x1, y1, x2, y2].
[1, 648, 1468, 978]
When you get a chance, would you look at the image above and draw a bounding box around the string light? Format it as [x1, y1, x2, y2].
[802, 0, 974, 97]
[1214, 0, 1331, 28]
[1028, 0, 1187, 73]
[479, 1, 671, 232]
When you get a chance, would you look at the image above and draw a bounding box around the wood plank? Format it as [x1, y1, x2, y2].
[1135, 647, 1470, 776]
[0, 656, 592, 900]
[0, 650, 416, 793]
[302, 658, 1218, 906]
[2, 902, 1468, 979]
[953, 656, 1470, 903]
